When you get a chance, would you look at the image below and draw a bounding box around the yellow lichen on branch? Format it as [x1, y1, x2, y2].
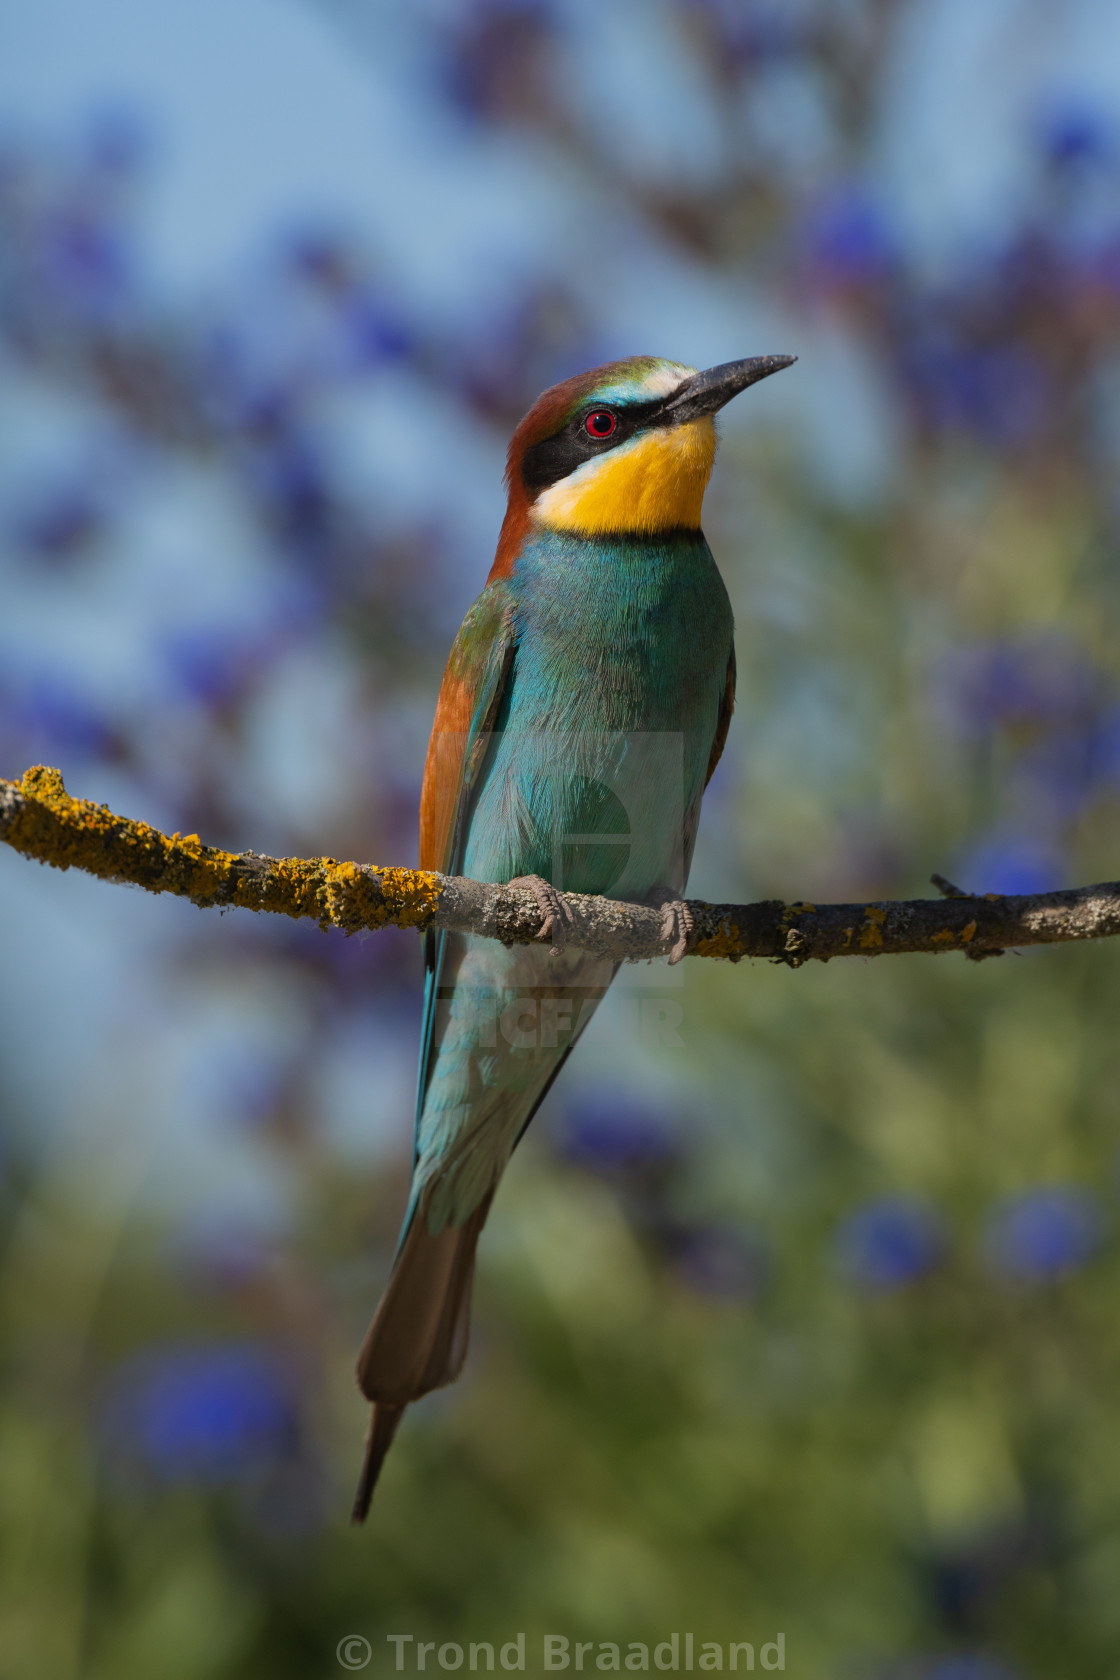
[322, 859, 442, 935]
[1, 764, 438, 932]
[4, 765, 1120, 966]
[7, 764, 243, 903]
[859, 905, 887, 950]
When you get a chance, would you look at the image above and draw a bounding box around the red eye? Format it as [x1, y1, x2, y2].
[584, 410, 616, 438]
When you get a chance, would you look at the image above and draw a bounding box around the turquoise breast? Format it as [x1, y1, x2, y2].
[462, 528, 733, 898]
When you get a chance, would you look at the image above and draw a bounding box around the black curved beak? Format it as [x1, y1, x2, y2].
[660, 354, 796, 425]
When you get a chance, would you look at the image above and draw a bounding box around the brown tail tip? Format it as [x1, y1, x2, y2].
[350, 1403, 405, 1525]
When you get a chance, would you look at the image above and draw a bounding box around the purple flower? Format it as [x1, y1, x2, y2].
[1016, 729, 1105, 818]
[971, 345, 1049, 448]
[985, 1187, 1101, 1282]
[1037, 100, 1113, 171]
[441, 1, 558, 125]
[345, 292, 414, 367]
[15, 675, 116, 758]
[556, 1093, 681, 1174]
[100, 1341, 298, 1485]
[683, 1, 807, 65]
[12, 481, 108, 561]
[902, 333, 1049, 447]
[42, 211, 132, 317]
[936, 636, 1119, 829]
[958, 833, 1065, 898]
[836, 1195, 944, 1291]
[246, 431, 335, 563]
[281, 229, 414, 368]
[1090, 703, 1120, 786]
[159, 625, 275, 708]
[949, 638, 1096, 735]
[800, 185, 897, 291]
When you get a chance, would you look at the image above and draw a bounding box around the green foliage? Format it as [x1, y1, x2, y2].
[6, 4, 1120, 1677]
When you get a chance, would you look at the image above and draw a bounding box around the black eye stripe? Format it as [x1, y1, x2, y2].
[520, 395, 672, 493]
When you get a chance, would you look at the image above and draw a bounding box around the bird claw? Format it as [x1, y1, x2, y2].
[508, 875, 573, 956]
[650, 890, 694, 965]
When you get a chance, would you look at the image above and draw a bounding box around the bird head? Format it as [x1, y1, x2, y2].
[493, 353, 795, 572]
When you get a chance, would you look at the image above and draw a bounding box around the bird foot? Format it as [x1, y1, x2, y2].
[648, 887, 694, 965]
[508, 875, 573, 956]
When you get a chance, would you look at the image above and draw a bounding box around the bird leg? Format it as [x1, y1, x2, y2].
[508, 874, 573, 956]
[646, 885, 695, 965]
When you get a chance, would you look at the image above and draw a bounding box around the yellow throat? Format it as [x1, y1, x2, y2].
[531, 416, 717, 537]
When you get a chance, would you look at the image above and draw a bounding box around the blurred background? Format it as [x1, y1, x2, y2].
[3, 1, 1120, 1676]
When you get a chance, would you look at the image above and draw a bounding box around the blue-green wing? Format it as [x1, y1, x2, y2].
[415, 581, 516, 1133]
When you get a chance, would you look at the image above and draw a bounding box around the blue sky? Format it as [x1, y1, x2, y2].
[4, 0, 1120, 1225]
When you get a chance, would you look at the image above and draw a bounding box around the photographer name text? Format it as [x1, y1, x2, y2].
[336, 1633, 786, 1673]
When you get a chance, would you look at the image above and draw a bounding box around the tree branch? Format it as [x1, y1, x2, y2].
[3, 765, 1119, 966]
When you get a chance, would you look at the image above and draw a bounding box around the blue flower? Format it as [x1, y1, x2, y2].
[44, 213, 133, 317]
[683, 1, 807, 65]
[346, 292, 414, 367]
[800, 184, 896, 291]
[935, 635, 1118, 840]
[836, 1195, 944, 1291]
[958, 833, 1066, 898]
[12, 484, 106, 561]
[1091, 703, 1120, 786]
[441, 1, 557, 125]
[160, 625, 267, 708]
[949, 638, 1096, 735]
[985, 1187, 1101, 1282]
[556, 1093, 680, 1174]
[15, 675, 116, 758]
[101, 1341, 298, 1485]
[902, 332, 1049, 448]
[247, 431, 335, 564]
[1037, 99, 1113, 170]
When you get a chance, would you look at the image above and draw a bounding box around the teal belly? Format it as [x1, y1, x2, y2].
[462, 527, 733, 898]
[418, 526, 732, 1233]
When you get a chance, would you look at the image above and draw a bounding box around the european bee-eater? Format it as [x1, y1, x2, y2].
[352, 352, 794, 1520]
